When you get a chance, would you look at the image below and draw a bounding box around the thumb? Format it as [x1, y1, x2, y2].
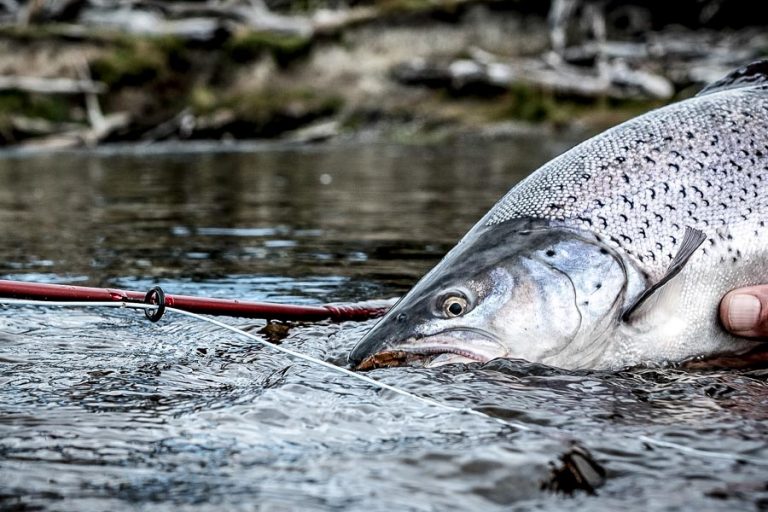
[720, 286, 768, 339]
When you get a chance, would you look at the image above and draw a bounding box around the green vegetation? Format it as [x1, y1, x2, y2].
[89, 36, 190, 88]
[0, 92, 73, 122]
[225, 31, 312, 67]
[485, 84, 662, 126]
[209, 87, 342, 123]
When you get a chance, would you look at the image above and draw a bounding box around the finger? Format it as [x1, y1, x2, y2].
[719, 286, 768, 339]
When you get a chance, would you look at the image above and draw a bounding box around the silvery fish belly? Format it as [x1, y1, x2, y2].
[349, 60, 768, 371]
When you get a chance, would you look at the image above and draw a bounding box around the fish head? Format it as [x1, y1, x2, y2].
[349, 220, 633, 370]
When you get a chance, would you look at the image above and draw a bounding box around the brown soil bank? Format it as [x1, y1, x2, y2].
[0, 0, 766, 148]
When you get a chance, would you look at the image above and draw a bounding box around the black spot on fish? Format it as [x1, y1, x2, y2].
[546, 249, 556, 257]
[596, 283, 602, 289]
[655, 213, 664, 222]
[620, 234, 632, 243]
[686, 131, 694, 139]
[665, 204, 676, 211]
[644, 156, 656, 164]
[621, 195, 634, 208]
[622, 172, 630, 184]
[599, 248, 609, 255]
[616, 156, 626, 164]
[638, 228, 646, 238]
[619, 214, 628, 222]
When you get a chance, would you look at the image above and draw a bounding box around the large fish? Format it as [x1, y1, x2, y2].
[349, 60, 768, 370]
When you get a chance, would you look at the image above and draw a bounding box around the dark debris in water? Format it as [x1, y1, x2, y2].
[541, 445, 606, 496]
[256, 320, 297, 344]
[681, 345, 768, 370]
[355, 349, 411, 370]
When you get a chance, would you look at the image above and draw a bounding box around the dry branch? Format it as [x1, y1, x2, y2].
[0, 75, 106, 94]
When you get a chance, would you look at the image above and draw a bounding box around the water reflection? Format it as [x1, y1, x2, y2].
[0, 138, 575, 288]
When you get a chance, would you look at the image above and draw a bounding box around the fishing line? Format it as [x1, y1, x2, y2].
[638, 436, 768, 466]
[3, 297, 766, 467]
[0, 297, 532, 432]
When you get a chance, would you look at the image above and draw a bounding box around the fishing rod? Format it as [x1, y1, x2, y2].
[0, 279, 396, 322]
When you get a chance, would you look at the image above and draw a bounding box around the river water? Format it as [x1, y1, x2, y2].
[0, 137, 766, 511]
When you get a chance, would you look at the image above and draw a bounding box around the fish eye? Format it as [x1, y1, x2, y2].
[442, 295, 469, 318]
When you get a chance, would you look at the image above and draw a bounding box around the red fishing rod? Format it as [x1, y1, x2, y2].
[0, 279, 395, 322]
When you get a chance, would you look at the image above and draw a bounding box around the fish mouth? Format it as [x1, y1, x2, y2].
[354, 328, 506, 370]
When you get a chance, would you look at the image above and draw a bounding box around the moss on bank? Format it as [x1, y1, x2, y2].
[225, 31, 313, 67]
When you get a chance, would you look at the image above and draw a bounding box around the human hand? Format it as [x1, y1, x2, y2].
[720, 286, 768, 339]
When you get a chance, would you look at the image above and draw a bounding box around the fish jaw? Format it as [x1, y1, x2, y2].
[353, 328, 507, 370]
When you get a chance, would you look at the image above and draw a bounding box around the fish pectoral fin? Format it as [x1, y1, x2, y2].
[696, 59, 768, 96]
[622, 226, 707, 324]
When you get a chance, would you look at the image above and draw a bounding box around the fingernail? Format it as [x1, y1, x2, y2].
[727, 294, 762, 332]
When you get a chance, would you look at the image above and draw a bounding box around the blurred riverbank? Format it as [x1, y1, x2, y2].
[1, 0, 767, 149]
